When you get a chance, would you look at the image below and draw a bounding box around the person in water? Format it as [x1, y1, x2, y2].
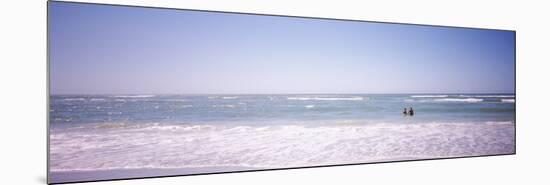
[403, 108, 408, 116]
[408, 107, 414, 116]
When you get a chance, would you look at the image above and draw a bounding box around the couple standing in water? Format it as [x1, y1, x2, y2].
[403, 107, 414, 116]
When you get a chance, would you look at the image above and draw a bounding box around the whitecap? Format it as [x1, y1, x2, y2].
[434, 98, 483, 102]
[476, 95, 515, 98]
[159, 99, 187, 102]
[287, 96, 364, 101]
[113, 95, 155, 98]
[410, 95, 448, 98]
[63, 98, 85, 101]
[460, 95, 515, 98]
[213, 104, 235, 108]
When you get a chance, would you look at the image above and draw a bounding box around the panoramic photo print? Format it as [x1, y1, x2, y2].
[48, 1, 515, 183]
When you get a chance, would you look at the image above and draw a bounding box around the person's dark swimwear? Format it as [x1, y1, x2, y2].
[408, 107, 414, 116]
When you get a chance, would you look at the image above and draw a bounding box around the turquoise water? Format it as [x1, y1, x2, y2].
[49, 94, 515, 177]
[50, 94, 515, 127]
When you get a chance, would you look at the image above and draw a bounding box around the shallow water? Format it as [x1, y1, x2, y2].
[49, 94, 515, 173]
[50, 94, 515, 126]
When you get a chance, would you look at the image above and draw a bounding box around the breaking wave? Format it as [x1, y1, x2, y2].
[62, 98, 86, 101]
[113, 95, 156, 98]
[501, 99, 515, 103]
[459, 95, 515, 98]
[410, 95, 448, 98]
[50, 121, 515, 172]
[434, 98, 483, 102]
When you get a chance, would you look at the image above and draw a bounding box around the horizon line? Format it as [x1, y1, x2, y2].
[49, 92, 517, 95]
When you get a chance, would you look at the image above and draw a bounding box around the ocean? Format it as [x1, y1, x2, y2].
[49, 94, 515, 182]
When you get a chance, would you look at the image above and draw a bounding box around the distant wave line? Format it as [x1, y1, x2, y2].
[501, 99, 515, 103]
[433, 98, 483, 102]
[410, 95, 448, 98]
[112, 95, 156, 98]
[287, 97, 364, 101]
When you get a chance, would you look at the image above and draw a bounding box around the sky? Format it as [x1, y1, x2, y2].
[49, 2, 515, 94]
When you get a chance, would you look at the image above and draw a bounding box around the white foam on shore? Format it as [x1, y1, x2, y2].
[50, 121, 515, 172]
[434, 98, 483, 102]
[501, 99, 515, 103]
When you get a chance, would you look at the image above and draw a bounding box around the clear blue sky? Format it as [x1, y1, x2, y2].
[49, 2, 515, 94]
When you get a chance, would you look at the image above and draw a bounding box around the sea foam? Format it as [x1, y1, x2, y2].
[50, 121, 515, 172]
